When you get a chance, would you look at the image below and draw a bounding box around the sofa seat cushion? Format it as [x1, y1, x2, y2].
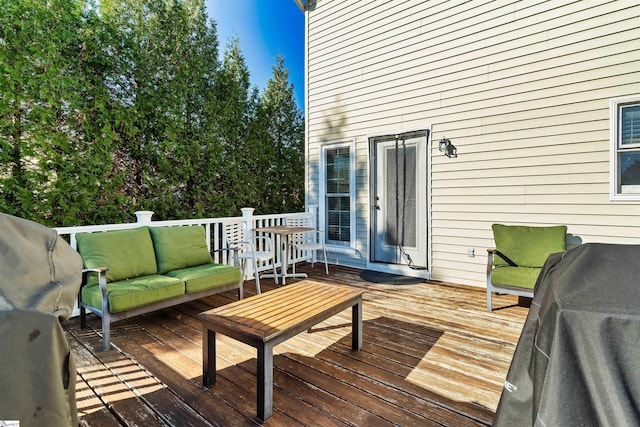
[165, 263, 241, 293]
[76, 227, 157, 284]
[491, 266, 541, 290]
[82, 274, 185, 313]
[149, 226, 213, 274]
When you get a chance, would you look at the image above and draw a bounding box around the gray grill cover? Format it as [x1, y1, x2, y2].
[0, 213, 82, 426]
[494, 243, 640, 426]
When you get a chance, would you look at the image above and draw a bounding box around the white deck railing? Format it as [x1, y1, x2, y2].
[55, 207, 319, 278]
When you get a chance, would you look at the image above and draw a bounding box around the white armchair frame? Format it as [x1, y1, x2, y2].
[285, 214, 329, 275]
[223, 221, 277, 294]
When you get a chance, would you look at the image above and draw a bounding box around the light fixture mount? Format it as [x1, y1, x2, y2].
[438, 137, 457, 158]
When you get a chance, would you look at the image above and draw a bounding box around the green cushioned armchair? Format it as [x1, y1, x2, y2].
[486, 224, 567, 311]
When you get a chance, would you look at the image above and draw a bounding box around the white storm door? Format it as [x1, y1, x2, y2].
[371, 131, 428, 268]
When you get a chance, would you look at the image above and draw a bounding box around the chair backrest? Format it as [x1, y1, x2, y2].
[223, 221, 247, 249]
[286, 214, 313, 228]
[286, 214, 317, 245]
[492, 224, 567, 268]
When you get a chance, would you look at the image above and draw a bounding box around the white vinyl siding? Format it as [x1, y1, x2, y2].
[306, 0, 640, 287]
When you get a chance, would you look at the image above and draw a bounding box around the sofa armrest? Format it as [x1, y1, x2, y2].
[82, 267, 108, 273]
[81, 267, 109, 302]
[81, 267, 108, 286]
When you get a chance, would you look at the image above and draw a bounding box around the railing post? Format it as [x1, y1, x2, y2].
[241, 208, 255, 236]
[135, 211, 154, 225]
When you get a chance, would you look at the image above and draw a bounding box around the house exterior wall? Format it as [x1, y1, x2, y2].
[305, 0, 640, 287]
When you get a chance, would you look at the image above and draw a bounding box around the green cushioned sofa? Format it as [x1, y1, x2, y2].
[76, 226, 243, 350]
[486, 224, 567, 311]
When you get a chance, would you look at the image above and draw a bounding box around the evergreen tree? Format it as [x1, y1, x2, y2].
[0, 0, 125, 225]
[212, 38, 261, 215]
[0, 0, 306, 226]
[256, 55, 305, 214]
[49, 2, 132, 225]
[100, 0, 221, 219]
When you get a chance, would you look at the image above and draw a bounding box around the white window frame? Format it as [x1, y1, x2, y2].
[610, 95, 640, 200]
[319, 139, 356, 250]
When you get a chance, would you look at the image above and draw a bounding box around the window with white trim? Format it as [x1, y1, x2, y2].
[321, 140, 355, 247]
[612, 96, 640, 199]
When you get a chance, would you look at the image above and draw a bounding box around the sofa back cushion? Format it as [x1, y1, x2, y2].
[149, 226, 213, 274]
[76, 226, 157, 283]
[492, 224, 567, 268]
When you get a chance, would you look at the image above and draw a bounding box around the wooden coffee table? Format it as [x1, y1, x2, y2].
[200, 281, 364, 422]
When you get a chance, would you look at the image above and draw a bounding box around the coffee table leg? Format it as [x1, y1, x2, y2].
[257, 343, 274, 421]
[202, 327, 216, 387]
[352, 299, 363, 350]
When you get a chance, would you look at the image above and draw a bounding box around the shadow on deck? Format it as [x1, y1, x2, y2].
[65, 264, 529, 426]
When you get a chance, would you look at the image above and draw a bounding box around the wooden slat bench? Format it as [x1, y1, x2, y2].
[200, 280, 364, 422]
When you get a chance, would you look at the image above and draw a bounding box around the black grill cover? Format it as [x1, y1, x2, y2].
[494, 243, 640, 426]
[0, 213, 82, 426]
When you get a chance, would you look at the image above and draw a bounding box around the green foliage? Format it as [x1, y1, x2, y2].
[256, 55, 305, 214]
[0, 0, 305, 226]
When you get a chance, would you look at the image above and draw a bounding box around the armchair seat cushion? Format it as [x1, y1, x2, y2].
[82, 274, 184, 313]
[491, 266, 541, 290]
[166, 263, 242, 293]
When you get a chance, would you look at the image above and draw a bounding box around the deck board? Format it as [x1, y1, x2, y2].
[65, 264, 528, 426]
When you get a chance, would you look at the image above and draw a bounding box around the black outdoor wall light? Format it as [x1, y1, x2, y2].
[438, 137, 457, 158]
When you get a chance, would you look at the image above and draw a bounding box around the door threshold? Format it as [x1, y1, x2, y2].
[366, 263, 430, 279]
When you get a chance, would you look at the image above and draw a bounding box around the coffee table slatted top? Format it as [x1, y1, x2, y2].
[200, 281, 363, 344]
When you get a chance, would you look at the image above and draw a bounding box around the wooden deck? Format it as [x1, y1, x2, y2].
[65, 264, 529, 426]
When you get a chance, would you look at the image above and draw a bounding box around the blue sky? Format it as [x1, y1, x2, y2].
[205, 0, 305, 111]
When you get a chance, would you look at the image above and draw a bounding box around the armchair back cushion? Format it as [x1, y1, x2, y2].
[149, 226, 213, 274]
[76, 226, 157, 284]
[492, 224, 567, 267]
